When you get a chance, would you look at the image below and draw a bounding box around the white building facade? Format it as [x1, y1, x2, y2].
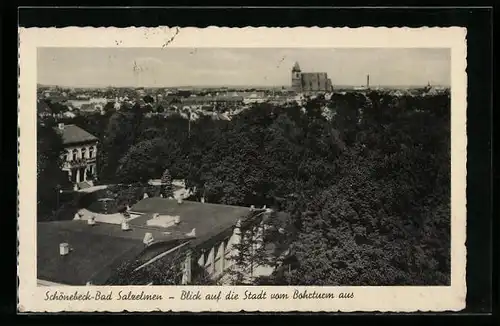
[55, 123, 99, 188]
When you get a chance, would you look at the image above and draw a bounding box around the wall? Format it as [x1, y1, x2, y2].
[61, 142, 98, 184]
[301, 73, 330, 92]
[194, 216, 273, 285]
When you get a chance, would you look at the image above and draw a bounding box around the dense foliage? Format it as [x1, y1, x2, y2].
[36, 123, 72, 219]
[38, 90, 451, 285]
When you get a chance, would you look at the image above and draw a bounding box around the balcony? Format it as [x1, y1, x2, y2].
[63, 157, 96, 169]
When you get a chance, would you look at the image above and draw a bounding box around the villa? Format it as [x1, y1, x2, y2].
[54, 123, 99, 190]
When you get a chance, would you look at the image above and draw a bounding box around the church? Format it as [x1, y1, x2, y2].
[291, 62, 332, 93]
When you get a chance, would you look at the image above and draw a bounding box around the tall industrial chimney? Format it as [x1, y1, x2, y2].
[366, 74, 370, 89]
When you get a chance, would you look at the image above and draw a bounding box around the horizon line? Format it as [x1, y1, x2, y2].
[38, 83, 450, 89]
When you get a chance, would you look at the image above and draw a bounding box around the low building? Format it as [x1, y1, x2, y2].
[37, 198, 290, 286]
[54, 123, 99, 189]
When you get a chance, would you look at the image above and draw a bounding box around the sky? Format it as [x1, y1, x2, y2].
[37, 47, 451, 88]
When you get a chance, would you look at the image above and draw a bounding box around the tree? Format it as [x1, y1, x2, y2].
[80, 90, 450, 286]
[106, 246, 218, 285]
[107, 248, 185, 285]
[103, 102, 116, 115]
[37, 123, 71, 220]
[161, 168, 174, 199]
[115, 138, 182, 184]
[143, 95, 155, 104]
[284, 92, 451, 286]
[225, 211, 288, 285]
[99, 111, 142, 182]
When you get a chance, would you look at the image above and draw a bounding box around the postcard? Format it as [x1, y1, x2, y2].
[18, 26, 467, 312]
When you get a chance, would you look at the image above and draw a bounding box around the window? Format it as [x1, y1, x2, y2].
[81, 147, 87, 159]
[89, 146, 94, 158]
[72, 149, 78, 161]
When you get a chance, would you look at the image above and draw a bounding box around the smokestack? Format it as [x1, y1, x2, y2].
[367, 74, 370, 89]
[59, 243, 69, 256]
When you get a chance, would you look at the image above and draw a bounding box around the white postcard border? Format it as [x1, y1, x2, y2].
[18, 26, 467, 312]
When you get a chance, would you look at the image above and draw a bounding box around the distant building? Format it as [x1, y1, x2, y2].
[291, 62, 332, 93]
[54, 123, 99, 189]
[37, 198, 291, 286]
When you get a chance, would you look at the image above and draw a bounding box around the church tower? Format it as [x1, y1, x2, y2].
[291, 62, 302, 92]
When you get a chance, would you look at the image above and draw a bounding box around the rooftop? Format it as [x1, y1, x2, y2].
[54, 124, 99, 145]
[130, 198, 251, 244]
[37, 220, 186, 285]
[38, 199, 276, 285]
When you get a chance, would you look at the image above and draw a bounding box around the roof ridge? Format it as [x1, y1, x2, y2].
[136, 197, 250, 210]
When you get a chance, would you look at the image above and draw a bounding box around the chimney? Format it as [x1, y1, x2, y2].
[59, 243, 70, 256]
[73, 212, 81, 220]
[366, 74, 370, 89]
[250, 205, 255, 211]
[58, 123, 65, 130]
[143, 193, 149, 199]
[174, 215, 181, 224]
[200, 197, 205, 203]
[87, 216, 96, 226]
[185, 228, 196, 237]
[233, 220, 242, 245]
[234, 219, 242, 232]
[121, 218, 130, 231]
[126, 204, 131, 211]
[177, 197, 183, 204]
[153, 213, 160, 219]
[143, 232, 154, 245]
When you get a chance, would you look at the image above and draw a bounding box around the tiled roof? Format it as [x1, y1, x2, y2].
[37, 220, 186, 285]
[54, 124, 98, 145]
[130, 198, 251, 244]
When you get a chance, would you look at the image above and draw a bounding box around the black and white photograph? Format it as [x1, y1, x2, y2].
[18, 27, 467, 312]
[35, 46, 452, 286]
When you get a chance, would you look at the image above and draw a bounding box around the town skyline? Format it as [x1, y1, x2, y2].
[38, 48, 451, 88]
